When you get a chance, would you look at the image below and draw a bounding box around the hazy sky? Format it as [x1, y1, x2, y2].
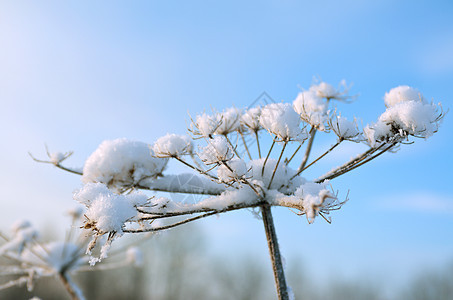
[1, 0, 452, 296]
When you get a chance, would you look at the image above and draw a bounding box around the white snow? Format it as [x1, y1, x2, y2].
[309, 81, 347, 100]
[217, 158, 248, 183]
[259, 103, 308, 142]
[215, 107, 242, 135]
[241, 106, 262, 132]
[198, 136, 234, 165]
[49, 152, 66, 165]
[153, 134, 193, 158]
[193, 113, 220, 137]
[293, 90, 328, 130]
[384, 85, 425, 107]
[294, 182, 335, 223]
[73, 183, 148, 234]
[82, 138, 168, 189]
[329, 115, 361, 141]
[248, 158, 293, 190]
[364, 100, 441, 146]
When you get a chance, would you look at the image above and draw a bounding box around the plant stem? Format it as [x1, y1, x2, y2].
[240, 131, 253, 160]
[297, 127, 317, 173]
[255, 131, 262, 159]
[261, 205, 289, 300]
[59, 273, 83, 300]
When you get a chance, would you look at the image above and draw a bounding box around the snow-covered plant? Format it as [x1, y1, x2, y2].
[0, 208, 145, 300]
[30, 81, 444, 300]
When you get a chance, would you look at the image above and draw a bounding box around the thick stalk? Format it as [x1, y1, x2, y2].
[261, 205, 289, 300]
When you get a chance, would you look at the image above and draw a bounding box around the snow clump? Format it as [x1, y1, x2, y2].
[215, 107, 242, 135]
[294, 182, 336, 223]
[329, 115, 361, 141]
[384, 85, 425, 107]
[241, 106, 262, 132]
[217, 158, 248, 183]
[260, 103, 308, 142]
[82, 138, 168, 188]
[293, 90, 328, 130]
[74, 183, 148, 235]
[153, 134, 193, 158]
[364, 96, 441, 146]
[198, 136, 234, 165]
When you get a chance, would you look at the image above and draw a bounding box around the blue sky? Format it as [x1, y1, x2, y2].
[1, 0, 452, 296]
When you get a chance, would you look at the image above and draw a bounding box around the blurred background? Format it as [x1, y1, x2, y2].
[1, 0, 452, 299]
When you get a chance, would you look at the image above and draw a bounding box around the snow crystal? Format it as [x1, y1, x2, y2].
[82, 138, 168, 189]
[241, 106, 262, 132]
[153, 134, 193, 158]
[198, 136, 234, 165]
[384, 85, 425, 107]
[217, 158, 248, 183]
[215, 107, 242, 135]
[73, 183, 148, 234]
[259, 103, 307, 142]
[293, 90, 328, 130]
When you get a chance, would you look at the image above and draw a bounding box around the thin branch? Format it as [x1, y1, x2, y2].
[291, 139, 343, 179]
[224, 134, 241, 159]
[285, 143, 302, 165]
[174, 157, 219, 181]
[296, 126, 317, 174]
[262, 138, 276, 176]
[268, 141, 287, 189]
[240, 131, 253, 160]
[255, 131, 262, 159]
[29, 152, 83, 175]
[318, 142, 396, 182]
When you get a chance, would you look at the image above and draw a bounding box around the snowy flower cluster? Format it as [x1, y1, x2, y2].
[198, 136, 234, 164]
[153, 134, 193, 158]
[82, 138, 168, 190]
[74, 182, 148, 235]
[364, 86, 442, 146]
[260, 103, 308, 142]
[26, 80, 443, 280]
